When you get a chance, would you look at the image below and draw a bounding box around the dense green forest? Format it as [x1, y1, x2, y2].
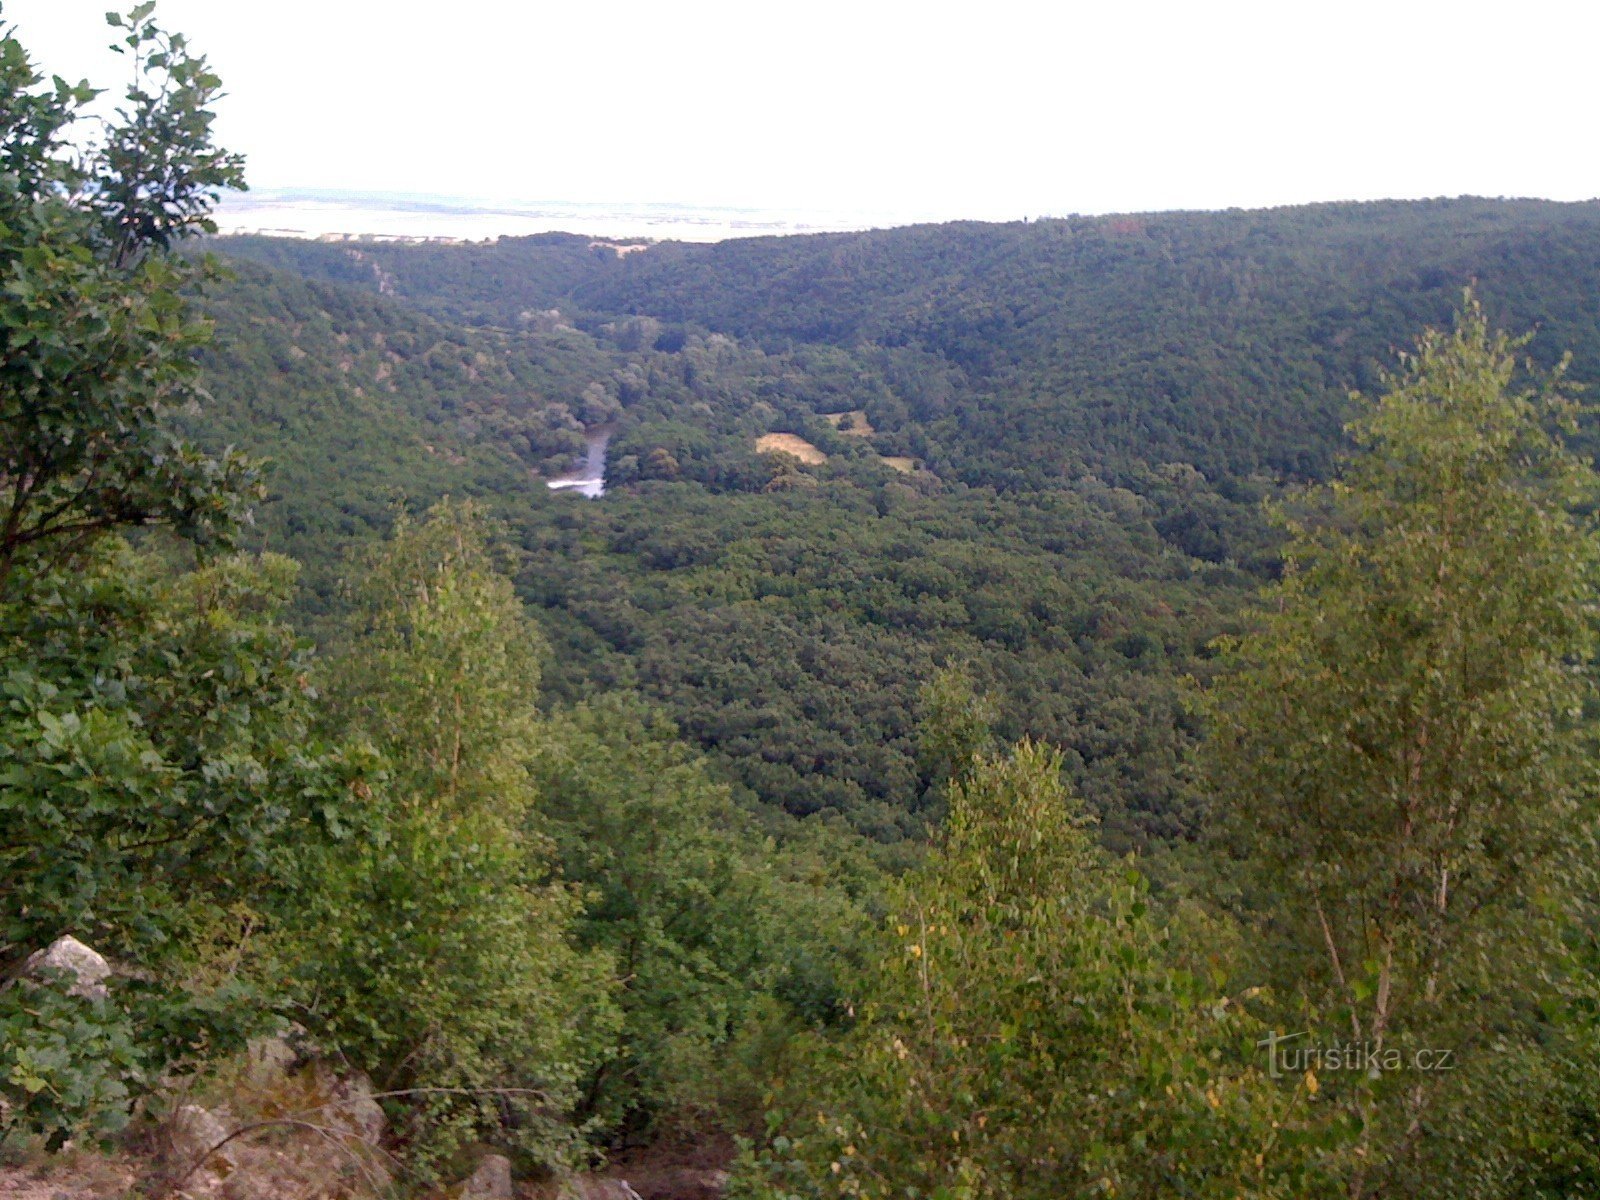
[207, 197, 1600, 846]
[221, 197, 1600, 483]
[193, 250, 1262, 845]
[9, 7, 1600, 1200]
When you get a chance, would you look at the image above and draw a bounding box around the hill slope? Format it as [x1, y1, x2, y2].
[200, 199, 1600, 842]
[221, 198, 1600, 485]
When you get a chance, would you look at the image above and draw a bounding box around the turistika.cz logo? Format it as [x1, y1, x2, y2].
[1257, 1030, 1456, 1079]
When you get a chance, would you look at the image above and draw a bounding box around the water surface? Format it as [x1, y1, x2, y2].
[545, 425, 613, 498]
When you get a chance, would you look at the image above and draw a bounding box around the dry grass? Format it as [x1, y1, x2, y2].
[822, 410, 875, 437]
[879, 456, 918, 474]
[755, 434, 827, 465]
[0, 1153, 135, 1200]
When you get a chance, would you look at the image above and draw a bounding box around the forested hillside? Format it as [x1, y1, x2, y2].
[206, 200, 1600, 843]
[13, 10, 1600, 1198]
[223, 198, 1600, 484]
[192, 256, 1259, 843]
[3, 16, 879, 1186]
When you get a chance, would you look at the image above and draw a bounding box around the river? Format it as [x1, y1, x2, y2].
[545, 424, 614, 498]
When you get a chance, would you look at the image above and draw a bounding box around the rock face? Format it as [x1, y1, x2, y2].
[242, 1033, 298, 1086]
[171, 1104, 237, 1174]
[229, 1040, 384, 1145]
[462, 1153, 513, 1198]
[159, 1054, 392, 1199]
[24, 935, 110, 1000]
[301, 1064, 385, 1145]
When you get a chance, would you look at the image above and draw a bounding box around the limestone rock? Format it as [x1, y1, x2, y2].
[171, 1104, 238, 1174]
[218, 1150, 297, 1200]
[457, 1158, 512, 1200]
[242, 1034, 297, 1087]
[306, 1065, 385, 1144]
[24, 936, 110, 1000]
[461, 1153, 513, 1198]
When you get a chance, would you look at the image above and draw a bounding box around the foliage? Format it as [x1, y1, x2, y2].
[915, 662, 998, 792]
[531, 695, 885, 1144]
[93, 5, 244, 262]
[0, 4, 376, 1147]
[533, 696, 770, 1138]
[0, 536, 358, 1139]
[221, 199, 1600, 487]
[193, 257, 1237, 843]
[1201, 298, 1600, 1196]
[205, 199, 1600, 847]
[736, 741, 1327, 1199]
[0, 539, 353, 961]
[0, 972, 145, 1150]
[0, 4, 253, 598]
[19, 9, 1600, 1181]
[276, 502, 615, 1174]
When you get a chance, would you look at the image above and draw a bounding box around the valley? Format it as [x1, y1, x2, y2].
[202, 198, 1600, 848]
[8, 6, 1600, 1197]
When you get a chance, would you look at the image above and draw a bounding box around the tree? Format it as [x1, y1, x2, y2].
[529, 696, 770, 1139]
[0, 3, 252, 598]
[0, 7, 342, 1147]
[0, 546, 357, 1146]
[915, 662, 997, 795]
[1202, 296, 1600, 1196]
[280, 502, 614, 1176]
[738, 741, 1318, 1200]
[530, 694, 890, 1144]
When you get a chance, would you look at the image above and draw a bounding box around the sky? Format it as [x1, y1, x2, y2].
[5, 0, 1599, 224]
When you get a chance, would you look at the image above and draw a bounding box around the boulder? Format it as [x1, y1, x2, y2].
[24, 935, 110, 1000]
[306, 1065, 385, 1145]
[461, 1153, 514, 1198]
[243, 1034, 298, 1086]
[171, 1103, 238, 1174]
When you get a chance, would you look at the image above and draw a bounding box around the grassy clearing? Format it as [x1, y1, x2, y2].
[756, 433, 828, 464]
[823, 410, 875, 437]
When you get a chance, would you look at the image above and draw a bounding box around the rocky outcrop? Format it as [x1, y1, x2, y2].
[23, 936, 111, 1000]
[461, 1153, 513, 1198]
[307, 1065, 385, 1145]
[156, 1047, 391, 1199]
[170, 1104, 238, 1176]
[241, 1032, 299, 1086]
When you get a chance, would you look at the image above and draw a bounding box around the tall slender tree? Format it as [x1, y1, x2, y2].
[284, 502, 613, 1176]
[1203, 295, 1600, 1196]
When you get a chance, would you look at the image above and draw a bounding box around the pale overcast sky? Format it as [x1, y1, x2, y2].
[5, 0, 1598, 222]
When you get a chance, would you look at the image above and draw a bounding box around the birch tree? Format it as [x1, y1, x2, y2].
[1203, 295, 1600, 1196]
